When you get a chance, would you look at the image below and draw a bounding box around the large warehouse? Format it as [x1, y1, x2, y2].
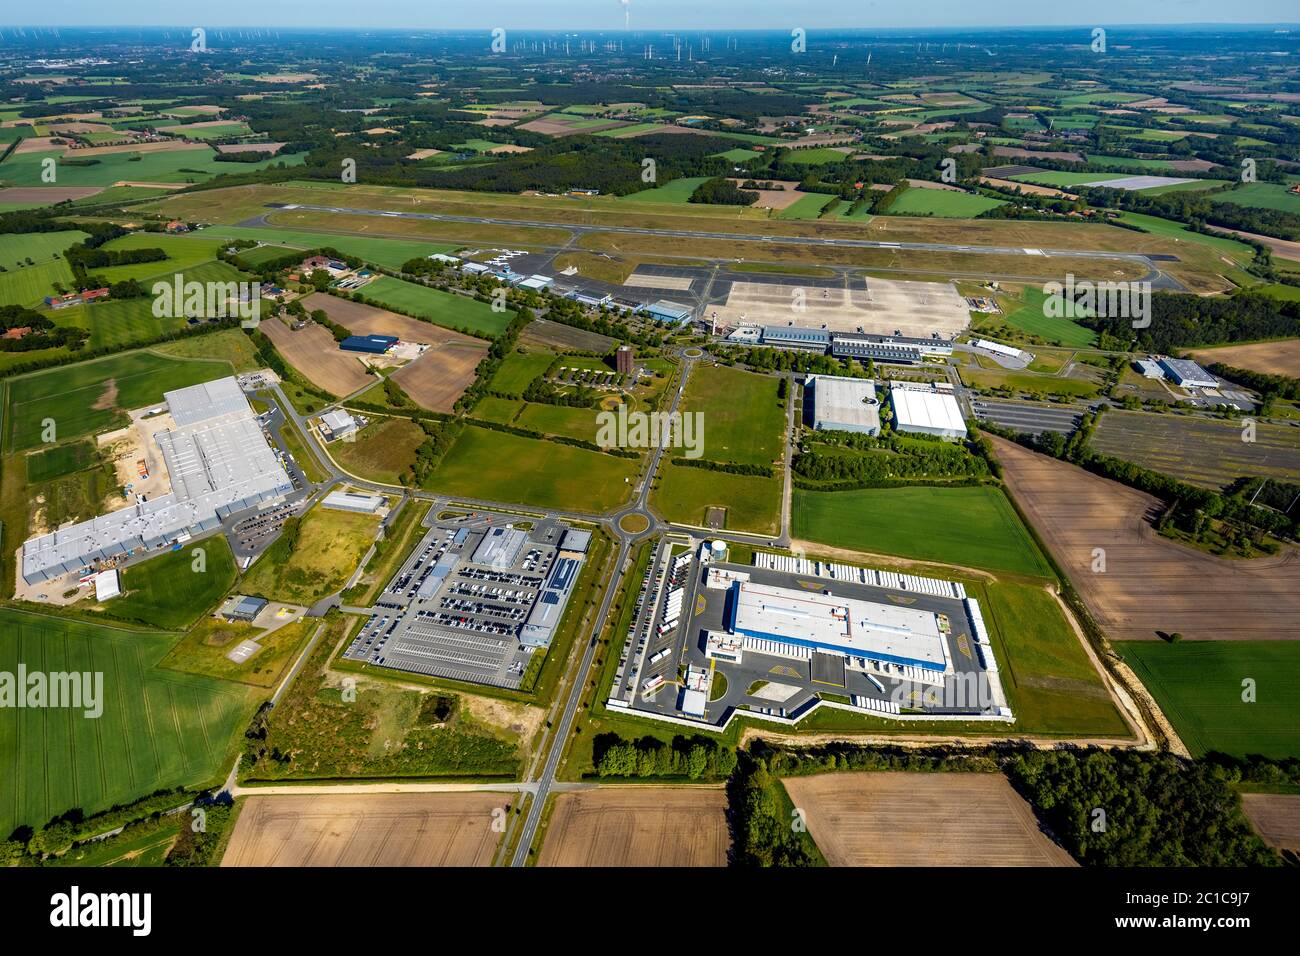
[889, 381, 967, 439]
[808, 374, 881, 435]
[724, 580, 949, 672]
[1158, 357, 1217, 389]
[22, 377, 293, 584]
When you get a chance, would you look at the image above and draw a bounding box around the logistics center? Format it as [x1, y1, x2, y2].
[724, 579, 949, 672]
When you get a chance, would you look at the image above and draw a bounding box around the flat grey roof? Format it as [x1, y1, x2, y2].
[811, 375, 880, 431]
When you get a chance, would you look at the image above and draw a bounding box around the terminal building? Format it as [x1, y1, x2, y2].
[888, 381, 967, 439]
[761, 325, 831, 352]
[22, 377, 293, 584]
[808, 374, 881, 435]
[723, 579, 949, 673]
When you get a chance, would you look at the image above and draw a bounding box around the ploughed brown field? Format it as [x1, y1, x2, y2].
[520, 316, 618, 352]
[261, 316, 374, 397]
[537, 788, 729, 867]
[221, 793, 506, 866]
[300, 293, 489, 411]
[1187, 338, 1300, 379]
[991, 436, 1300, 641]
[1240, 793, 1300, 854]
[783, 772, 1077, 867]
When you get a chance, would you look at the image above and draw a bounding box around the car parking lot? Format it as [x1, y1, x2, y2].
[341, 514, 586, 690]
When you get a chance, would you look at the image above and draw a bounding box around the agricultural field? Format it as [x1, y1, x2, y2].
[793, 486, 1053, 578]
[95, 535, 239, 630]
[1090, 410, 1300, 492]
[222, 793, 506, 866]
[3, 351, 234, 452]
[1116, 641, 1300, 758]
[1215, 182, 1300, 214]
[1240, 794, 1300, 855]
[240, 503, 382, 604]
[361, 277, 511, 337]
[426, 424, 637, 512]
[0, 230, 89, 269]
[260, 316, 375, 397]
[886, 188, 1006, 218]
[782, 772, 1076, 866]
[0, 145, 301, 188]
[391, 341, 488, 413]
[536, 788, 729, 867]
[992, 435, 1300, 642]
[616, 176, 712, 203]
[0, 608, 255, 839]
[1186, 339, 1300, 380]
[0, 258, 76, 308]
[24, 440, 94, 483]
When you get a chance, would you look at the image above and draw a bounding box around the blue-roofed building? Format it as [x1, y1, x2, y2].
[340, 334, 397, 354]
[645, 300, 694, 323]
[761, 325, 831, 352]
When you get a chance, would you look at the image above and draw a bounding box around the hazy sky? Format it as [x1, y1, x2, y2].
[11, 1, 1300, 31]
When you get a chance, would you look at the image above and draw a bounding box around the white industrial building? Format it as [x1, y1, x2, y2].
[888, 381, 967, 439]
[808, 374, 881, 435]
[472, 526, 528, 570]
[319, 409, 357, 441]
[322, 490, 385, 514]
[22, 377, 293, 584]
[723, 579, 950, 673]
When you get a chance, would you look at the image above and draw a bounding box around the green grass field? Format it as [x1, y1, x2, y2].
[620, 176, 713, 203]
[4, 351, 233, 452]
[1000, 288, 1098, 347]
[24, 440, 95, 483]
[100, 535, 238, 630]
[1214, 182, 1300, 214]
[0, 146, 301, 188]
[0, 608, 254, 837]
[776, 194, 836, 220]
[426, 424, 637, 512]
[0, 259, 76, 308]
[328, 416, 426, 484]
[200, 225, 459, 270]
[784, 147, 851, 166]
[1117, 641, 1300, 758]
[361, 276, 510, 337]
[979, 581, 1128, 736]
[887, 188, 1006, 218]
[514, 402, 601, 441]
[792, 485, 1053, 577]
[488, 348, 556, 395]
[683, 364, 786, 466]
[652, 464, 782, 534]
[0, 231, 89, 270]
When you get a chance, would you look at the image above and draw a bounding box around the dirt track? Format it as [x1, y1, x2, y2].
[783, 772, 1076, 866]
[537, 788, 729, 867]
[992, 435, 1300, 641]
[221, 793, 506, 866]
